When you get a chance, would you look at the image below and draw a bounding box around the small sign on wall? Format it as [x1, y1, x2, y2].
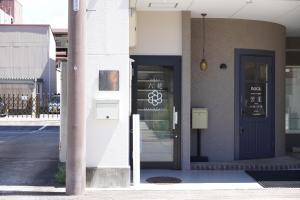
[99, 70, 119, 91]
[21, 95, 28, 101]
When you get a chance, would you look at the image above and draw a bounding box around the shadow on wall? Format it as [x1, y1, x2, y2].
[41, 58, 57, 95]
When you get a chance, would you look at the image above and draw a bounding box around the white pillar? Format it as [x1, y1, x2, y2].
[133, 114, 140, 185]
[59, 61, 68, 162]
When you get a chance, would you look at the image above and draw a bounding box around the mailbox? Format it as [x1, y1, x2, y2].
[96, 100, 119, 120]
[192, 108, 208, 129]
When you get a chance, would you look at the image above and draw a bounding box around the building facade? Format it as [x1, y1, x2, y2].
[0, 25, 56, 95]
[53, 28, 68, 94]
[0, 0, 22, 24]
[60, 0, 300, 188]
[52, 29, 68, 163]
[0, 7, 12, 24]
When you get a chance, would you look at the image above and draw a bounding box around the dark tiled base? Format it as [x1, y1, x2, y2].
[191, 157, 300, 171]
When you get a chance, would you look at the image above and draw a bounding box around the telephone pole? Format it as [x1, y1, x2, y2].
[66, 0, 86, 195]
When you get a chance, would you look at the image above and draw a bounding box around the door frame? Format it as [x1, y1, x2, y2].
[234, 49, 275, 160]
[130, 55, 182, 169]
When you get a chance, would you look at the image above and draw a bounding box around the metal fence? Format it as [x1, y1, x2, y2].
[0, 94, 60, 118]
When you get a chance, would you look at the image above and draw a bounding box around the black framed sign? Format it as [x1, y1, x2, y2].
[244, 83, 266, 117]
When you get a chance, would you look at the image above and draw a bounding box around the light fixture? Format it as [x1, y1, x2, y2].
[246, 0, 253, 4]
[200, 13, 208, 71]
[148, 2, 178, 8]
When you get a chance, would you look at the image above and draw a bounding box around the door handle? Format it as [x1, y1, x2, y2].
[173, 106, 178, 130]
[240, 128, 244, 134]
[241, 109, 245, 116]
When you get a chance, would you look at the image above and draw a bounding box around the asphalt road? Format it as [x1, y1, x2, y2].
[0, 126, 59, 186]
[0, 126, 299, 199]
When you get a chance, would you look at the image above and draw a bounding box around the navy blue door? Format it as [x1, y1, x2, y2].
[235, 49, 275, 160]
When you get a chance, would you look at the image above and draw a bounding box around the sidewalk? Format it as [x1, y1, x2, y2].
[0, 169, 299, 199]
[0, 188, 300, 200]
[0, 116, 60, 126]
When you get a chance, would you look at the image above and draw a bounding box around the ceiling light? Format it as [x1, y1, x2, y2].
[148, 2, 178, 8]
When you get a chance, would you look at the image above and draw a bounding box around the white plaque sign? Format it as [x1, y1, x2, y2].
[21, 96, 28, 101]
[73, 0, 79, 11]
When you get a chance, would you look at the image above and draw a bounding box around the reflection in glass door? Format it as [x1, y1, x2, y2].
[131, 56, 181, 169]
[137, 66, 175, 162]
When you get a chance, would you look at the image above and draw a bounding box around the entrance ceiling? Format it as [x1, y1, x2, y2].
[133, 0, 300, 36]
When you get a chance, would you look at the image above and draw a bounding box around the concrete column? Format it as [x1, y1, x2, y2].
[85, 0, 130, 187]
[181, 11, 191, 170]
[66, 0, 86, 195]
[59, 61, 68, 162]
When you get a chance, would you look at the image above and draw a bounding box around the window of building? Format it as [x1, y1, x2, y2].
[286, 66, 300, 133]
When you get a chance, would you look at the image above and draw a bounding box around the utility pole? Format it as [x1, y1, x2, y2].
[66, 0, 86, 195]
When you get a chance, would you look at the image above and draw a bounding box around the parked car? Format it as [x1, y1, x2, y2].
[48, 95, 60, 114]
[0, 97, 8, 117]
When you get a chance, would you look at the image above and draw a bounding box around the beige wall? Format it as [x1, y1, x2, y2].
[130, 11, 182, 55]
[191, 18, 286, 161]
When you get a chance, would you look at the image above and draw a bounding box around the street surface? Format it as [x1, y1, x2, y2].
[0, 126, 59, 186]
[0, 126, 300, 199]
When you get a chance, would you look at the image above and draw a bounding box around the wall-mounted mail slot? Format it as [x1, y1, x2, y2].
[96, 100, 119, 120]
[192, 108, 208, 129]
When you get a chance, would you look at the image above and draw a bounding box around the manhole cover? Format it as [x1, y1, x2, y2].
[146, 176, 182, 184]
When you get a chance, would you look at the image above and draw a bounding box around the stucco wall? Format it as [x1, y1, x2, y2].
[130, 11, 182, 55]
[191, 18, 286, 161]
[86, 0, 130, 169]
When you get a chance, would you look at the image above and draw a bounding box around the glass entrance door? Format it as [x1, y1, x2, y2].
[138, 65, 174, 162]
[131, 56, 181, 169]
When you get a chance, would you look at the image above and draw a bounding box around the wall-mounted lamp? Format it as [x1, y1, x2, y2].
[200, 13, 208, 71]
[220, 63, 227, 70]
